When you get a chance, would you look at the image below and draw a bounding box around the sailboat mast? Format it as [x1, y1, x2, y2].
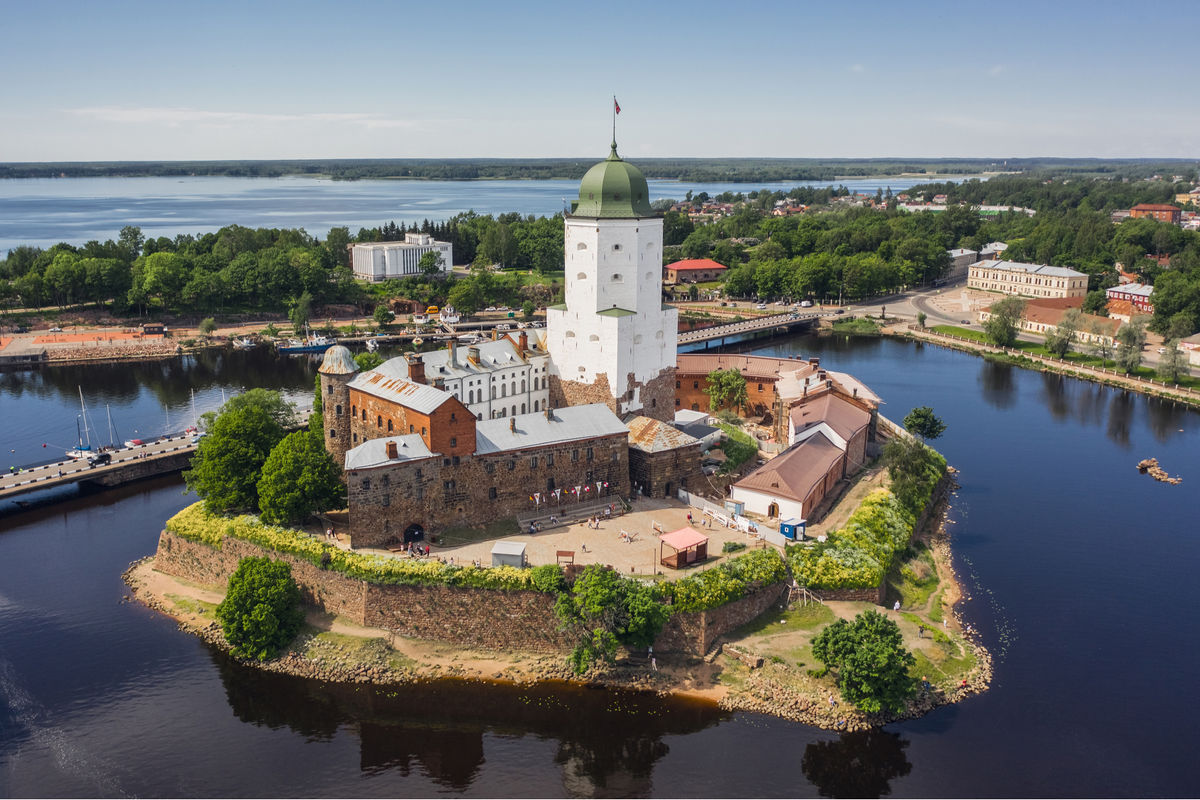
[77, 387, 92, 448]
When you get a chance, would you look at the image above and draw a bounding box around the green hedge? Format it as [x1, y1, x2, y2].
[664, 548, 788, 612]
[166, 503, 559, 593]
[167, 504, 790, 609]
[788, 488, 917, 590]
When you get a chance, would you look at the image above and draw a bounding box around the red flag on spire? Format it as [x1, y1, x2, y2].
[614, 97, 621, 114]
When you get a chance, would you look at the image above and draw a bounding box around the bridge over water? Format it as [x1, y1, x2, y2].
[677, 310, 834, 346]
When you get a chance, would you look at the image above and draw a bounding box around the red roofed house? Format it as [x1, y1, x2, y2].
[1130, 204, 1181, 224]
[664, 258, 728, 284]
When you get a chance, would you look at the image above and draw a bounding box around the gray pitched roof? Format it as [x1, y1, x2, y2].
[420, 336, 544, 381]
[973, 259, 1085, 279]
[348, 360, 452, 414]
[344, 434, 434, 470]
[474, 403, 629, 454]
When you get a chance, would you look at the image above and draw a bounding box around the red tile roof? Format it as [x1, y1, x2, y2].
[665, 258, 728, 272]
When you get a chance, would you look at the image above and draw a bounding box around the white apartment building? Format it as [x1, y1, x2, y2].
[351, 233, 453, 282]
[418, 335, 551, 421]
[967, 259, 1088, 299]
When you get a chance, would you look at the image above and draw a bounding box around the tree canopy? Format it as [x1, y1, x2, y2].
[215, 557, 304, 661]
[257, 430, 346, 525]
[983, 296, 1026, 348]
[901, 407, 946, 441]
[185, 403, 286, 513]
[812, 609, 915, 714]
[704, 368, 749, 412]
[554, 566, 669, 674]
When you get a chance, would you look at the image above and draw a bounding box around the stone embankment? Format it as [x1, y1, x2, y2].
[1136, 458, 1183, 485]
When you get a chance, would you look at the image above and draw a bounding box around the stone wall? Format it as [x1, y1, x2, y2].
[816, 584, 885, 604]
[154, 530, 784, 654]
[629, 442, 704, 499]
[654, 582, 787, 655]
[346, 431, 629, 547]
[87, 450, 193, 487]
[635, 367, 677, 422]
[549, 372, 617, 416]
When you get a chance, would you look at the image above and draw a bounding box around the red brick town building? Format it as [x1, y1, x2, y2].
[663, 258, 728, 283]
[1129, 204, 1181, 224]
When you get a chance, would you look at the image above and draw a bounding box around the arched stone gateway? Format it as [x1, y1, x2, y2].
[403, 523, 425, 543]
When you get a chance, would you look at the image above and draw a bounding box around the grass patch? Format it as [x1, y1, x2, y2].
[927, 588, 945, 622]
[303, 630, 416, 671]
[888, 544, 940, 610]
[733, 601, 835, 637]
[165, 593, 217, 617]
[832, 316, 881, 335]
[432, 517, 519, 547]
[716, 423, 758, 473]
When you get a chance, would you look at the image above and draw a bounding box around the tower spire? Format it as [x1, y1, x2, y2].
[611, 95, 621, 158]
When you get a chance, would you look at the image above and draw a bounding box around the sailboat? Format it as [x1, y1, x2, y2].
[277, 323, 335, 354]
[66, 387, 93, 459]
[103, 406, 121, 450]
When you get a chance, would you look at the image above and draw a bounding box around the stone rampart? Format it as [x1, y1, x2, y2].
[655, 581, 787, 655]
[154, 530, 783, 655]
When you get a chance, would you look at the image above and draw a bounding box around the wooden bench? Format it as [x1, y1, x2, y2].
[556, 550, 575, 565]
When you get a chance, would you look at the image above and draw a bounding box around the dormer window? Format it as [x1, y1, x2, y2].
[612, 244, 622, 251]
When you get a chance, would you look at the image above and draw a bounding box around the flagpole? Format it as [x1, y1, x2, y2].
[612, 95, 616, 148]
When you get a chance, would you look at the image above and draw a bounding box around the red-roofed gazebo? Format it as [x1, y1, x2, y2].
[659, 526, 709, 569]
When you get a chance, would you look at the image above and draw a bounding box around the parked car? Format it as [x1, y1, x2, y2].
[755, 303, 767, 310]
[87, 452, 112, 467]
[800, 300, 813, 308]
[835, 309, 846, 314]
[496, 323, 512, 331]
[960, 319, 971, 324]
[49, 326, 63, 332]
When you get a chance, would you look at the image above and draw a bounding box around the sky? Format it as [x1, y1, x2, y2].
[1, 0, 1196, 162]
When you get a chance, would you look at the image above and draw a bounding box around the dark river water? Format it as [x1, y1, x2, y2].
[2, 333, 1198, 797]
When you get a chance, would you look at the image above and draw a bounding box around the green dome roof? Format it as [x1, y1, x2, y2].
[572, 144, 655, 218]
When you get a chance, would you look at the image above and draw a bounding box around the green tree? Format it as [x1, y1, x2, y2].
[522, 300, 535, 320]
[289, 290, 313, 332]
[257, 430, 346, 525]
[882, 435, 945, 515]
[704, 368, 749, 412]
[1157, 339, 1187, 383]
[1115, 317, 1148, 373]
[1044, 307, 1082, 358]
[199, 317, 217, 337]
[1088, 322, 1114, 366]
[1082, 289, 1109, 316]
[215, 557, 304, 661]
[902, 407, 946, 441]
[201, 388, 296, 431]
[373, 303, 395, 327]
[185, 405, 286, 513]
[812, 610, 915, 714]
[983, 296, 1025, 348]
[418, 250, 445, 275]
[554, 566, 668, 674]
[916, 312, 927, 329]
[354, 351, 384, 371]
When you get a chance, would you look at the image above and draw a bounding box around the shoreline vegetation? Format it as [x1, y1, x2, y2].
[4, 156, 1193, 183]
[126, 459, 991, 732]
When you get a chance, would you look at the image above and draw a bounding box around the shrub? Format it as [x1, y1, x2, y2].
[216, 556, 304, 661]
[664, 549, 787, 612]
[812, 610, 915, 713]
[722, 541, 747, 554]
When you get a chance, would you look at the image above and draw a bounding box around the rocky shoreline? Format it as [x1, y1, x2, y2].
[123, 474, 992, 732]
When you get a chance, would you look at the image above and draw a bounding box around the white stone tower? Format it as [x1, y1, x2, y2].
[546, 143, 677, 421]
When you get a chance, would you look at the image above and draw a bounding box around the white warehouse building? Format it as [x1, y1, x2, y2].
[351, 233, 453, 282]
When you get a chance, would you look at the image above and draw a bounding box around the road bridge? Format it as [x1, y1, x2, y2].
[677, 311, 834, 346]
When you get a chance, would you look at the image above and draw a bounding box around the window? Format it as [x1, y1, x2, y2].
[508, 460, 516, 470]
[361, 478, 371, 490]
[381, 494, 389, 507]
[676, 381, 680, 389]
[387, 420, 393, 432]
[651, 398, 656, 408]
[450, 437, 457, 448]
[352, 433, 358, 442]
[757, 383, 763, 392]
[611, 450, 619, 462]
[444, 480, 455, 492]
[547, 453, 554, 466]
[409, 424, 414, 433]
[351, 405, 356, 417]
[531, 456, 538, 468]
[416, 487, 424, 500]
[587, 447, 594, 462]
[489, 487, 497, 499]
[572, 449, 579, 462]
[335, 404, 342, 416]
[416, 468, 422, 479]
[486, 462, 495, 474]
[421, 426, 427, 436]
[361, 409, 366, 421]
[329, 428, 337, 438]
[443, 458, 451, 466]
[511, 405, 517, 416]
[376, 415, 382, 428]
[612, 244, 622, 251]
[521, 379, 526, 393]
[693, 381, 699, 389]
[452, 456, 460, 466]
[451, 412, 456, 420]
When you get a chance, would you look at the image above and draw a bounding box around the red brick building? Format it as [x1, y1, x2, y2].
[663, 258, 728, 284]
[1130, 204, 1181, 224]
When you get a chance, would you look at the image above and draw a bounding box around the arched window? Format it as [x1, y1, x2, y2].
[611, 273, 623, 282]
[521, 403, 526, 414]
[576, 242, 587, 250]
[521, 379, 526, 393]
[335, 404, 342, 416]
[501, 384, 507, 398]
[565, 330, 576, 338]
[387, 419, 393, 432]
[376, 415, 382, 428]
[511, 405, 517, 416]
[576, 272, 587, 280]
[588, 334, 600, 342]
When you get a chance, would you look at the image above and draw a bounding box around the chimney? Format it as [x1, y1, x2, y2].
[491, 328, 498, 341]
[509, 417, 516, 432]
[449, 337, 457, 365]
[518, 331, 528, 354]
[433, 377, 445, 390]
[852, 387, 858, 398]
[467, 346, 480, 364]
[406, 354, 425, 384]
[386, 440, 398, 459]
[544, 407, 553, 420]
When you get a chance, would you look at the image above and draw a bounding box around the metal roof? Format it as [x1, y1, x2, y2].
[420, 337, 545, 381]
[348, 361, 452, 414]
[490, 541, 527, 556]
[972, 259, 1085, 279]
[318, 345, 358, 376]
[788, 394, 871, 441]
[474, 403, 628, 455]
[733, 433, 844, 504]
[626, 415, 701, 453]
[660, 527, 708, 551]
[571, 145, 655, 219]
[344, 434, 434, 470]
[597, 307, 636, 317]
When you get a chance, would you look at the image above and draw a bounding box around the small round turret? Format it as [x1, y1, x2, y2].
[318, 345, 358, 466]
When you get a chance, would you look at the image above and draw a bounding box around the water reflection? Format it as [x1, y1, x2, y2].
[800, 729, 912, 798]
[978, 360, 1016, 409]
[1106, 391, 1135, 450]
[212, 648, 725, 795]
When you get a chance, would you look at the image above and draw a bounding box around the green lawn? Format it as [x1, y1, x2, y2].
[832, 317, 882, 335]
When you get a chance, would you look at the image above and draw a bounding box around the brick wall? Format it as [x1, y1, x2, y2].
[349, 390, 475, 457]
[674, 371, 778, 416]
[550, 372, 618, 416]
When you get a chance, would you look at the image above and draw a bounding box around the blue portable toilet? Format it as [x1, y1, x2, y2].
[779, 518, 807, 540]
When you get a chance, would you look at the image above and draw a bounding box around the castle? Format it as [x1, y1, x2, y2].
[320, 144, 699, 547]
[318, 143, 882, 548]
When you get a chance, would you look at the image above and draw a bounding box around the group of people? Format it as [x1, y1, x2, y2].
[405, 541, 431, 558]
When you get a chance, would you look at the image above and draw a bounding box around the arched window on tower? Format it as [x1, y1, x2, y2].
[576, 272, 587, 281]
[576, 242, 587, 250]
